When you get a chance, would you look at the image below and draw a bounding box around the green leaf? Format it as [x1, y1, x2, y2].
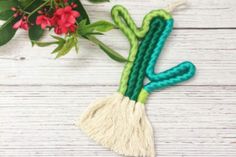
[51, 35, 65, 43]
[69, 0, 90, 24]
[55, 37, 76, 58]
[78, 20, 116, 36]
[27, 11, 45, 41]
[89, 0, 110, 3]
[0, 10, 14, 21]
[52, 43, 64, 54]
[0, 18, 17, 46]
[87, 21, 116, 32]
[75, 42, 79, 53]
[32, 35, 68, 56]
[18, 0, 33, 8]
[0, 0, 19, 12]
[32, 41, 58, 47]
[98, 44, 128, 63]
[86, 35, 128, 63]
[85, 32, 104, 35]
[78, 19, 87, 28]
[50, 36, 66, 54]
[29, 25, 44, 41]
[23, 0, 44, 12]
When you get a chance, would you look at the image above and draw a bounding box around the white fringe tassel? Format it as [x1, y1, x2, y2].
[77, 93, 155, 157]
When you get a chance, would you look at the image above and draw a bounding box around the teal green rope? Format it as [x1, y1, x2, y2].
[145, 19, 174, 80]
[125, 18, 164, 98]
[144, 19, 196, 93]
[147, 61, 195, 82]
[144, 61, 196, 93]
[130, 18, 166, 100]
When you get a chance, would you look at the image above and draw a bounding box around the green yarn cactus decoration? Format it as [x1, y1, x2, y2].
[78, 4, 196, 157]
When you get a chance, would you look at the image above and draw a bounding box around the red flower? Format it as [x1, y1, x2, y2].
[54, 24, 76, 35]
[51, 6, 80, 34]
[36, 15, 51, 29]
[13, 18, 29, 30]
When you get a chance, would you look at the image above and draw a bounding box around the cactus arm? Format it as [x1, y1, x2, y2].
[147, 61, 196, 82]
[112, 5, 172, 39]
[135, 9, 172, 38]
[144, 61, 196, 93]
[111, 5, 139, 94]
[137, 61, 196, 103]
[136, 17, 196, 102]
[145, 19, 174, 79]
[143, 18, 196, 93]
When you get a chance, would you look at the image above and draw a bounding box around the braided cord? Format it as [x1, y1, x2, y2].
[111, 5, 196, 103]
[111, 5, 139, 94]
[133, 9, 172, 38]
[130, 18, 166, 100]
[145, 19, 174, 80]
[125, 18, 163, 98]
[147, 61, 195, 82]
[144, 61, 196, 93]
[111, 5, 172, 95]
[136, 19, 196, 102]
[144, 18, 195, 93]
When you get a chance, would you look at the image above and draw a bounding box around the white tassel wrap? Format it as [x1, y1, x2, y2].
[77, 93, 155, 157]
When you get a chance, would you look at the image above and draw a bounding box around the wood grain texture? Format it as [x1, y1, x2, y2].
[0, 29, 235, 86]
[0, 0, 235, 157]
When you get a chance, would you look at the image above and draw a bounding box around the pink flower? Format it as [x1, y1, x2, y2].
[51, 6, 80, 34]
[36, 15, 51, 29]
[13, 18, 29, 30]
[54, 26, 67, 35]
[54, 24, 76, 35]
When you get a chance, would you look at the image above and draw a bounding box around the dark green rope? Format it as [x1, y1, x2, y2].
[124, 18, 161, 97]
[130, 18, 166, 100]
[125, 17, 166, 100]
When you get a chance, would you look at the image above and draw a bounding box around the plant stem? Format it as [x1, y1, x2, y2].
[85, 35, 128, 62]
[28, 0, 51, 19]
[85, 35, 100, 45]
[0, 17, 14, 31]
[23, 0, 37, 9]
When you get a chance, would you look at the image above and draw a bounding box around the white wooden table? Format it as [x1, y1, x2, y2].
[0, 0, 235, 156]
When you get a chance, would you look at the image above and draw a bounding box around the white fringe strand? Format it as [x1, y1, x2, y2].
[77, 93, 155, 157]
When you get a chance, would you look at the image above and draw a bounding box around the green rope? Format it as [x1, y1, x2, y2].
[125, 18, 163, 97]
[111, 5, 196, 104]
[111, 5, 139, 95]
[111, 5, 172, 95]
[130, 18, 166, 100]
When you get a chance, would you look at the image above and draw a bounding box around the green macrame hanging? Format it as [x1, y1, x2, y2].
[78, 2, 196, 157]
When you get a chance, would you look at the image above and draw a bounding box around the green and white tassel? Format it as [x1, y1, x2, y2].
[77, 1, 196, 157]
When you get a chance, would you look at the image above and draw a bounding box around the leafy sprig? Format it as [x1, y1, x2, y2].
[0, 0, 128, 62]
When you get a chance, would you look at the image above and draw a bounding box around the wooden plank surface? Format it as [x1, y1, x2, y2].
[0, 29, 235, 86]
[0, 86, 235, 157]
[0, 0, 235, 157]
[84, 0, 236, 28]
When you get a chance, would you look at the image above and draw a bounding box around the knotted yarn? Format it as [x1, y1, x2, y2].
[78, 3, 196, 157]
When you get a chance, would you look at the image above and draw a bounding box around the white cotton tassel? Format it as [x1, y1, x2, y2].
[77, 93, 155, 157]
